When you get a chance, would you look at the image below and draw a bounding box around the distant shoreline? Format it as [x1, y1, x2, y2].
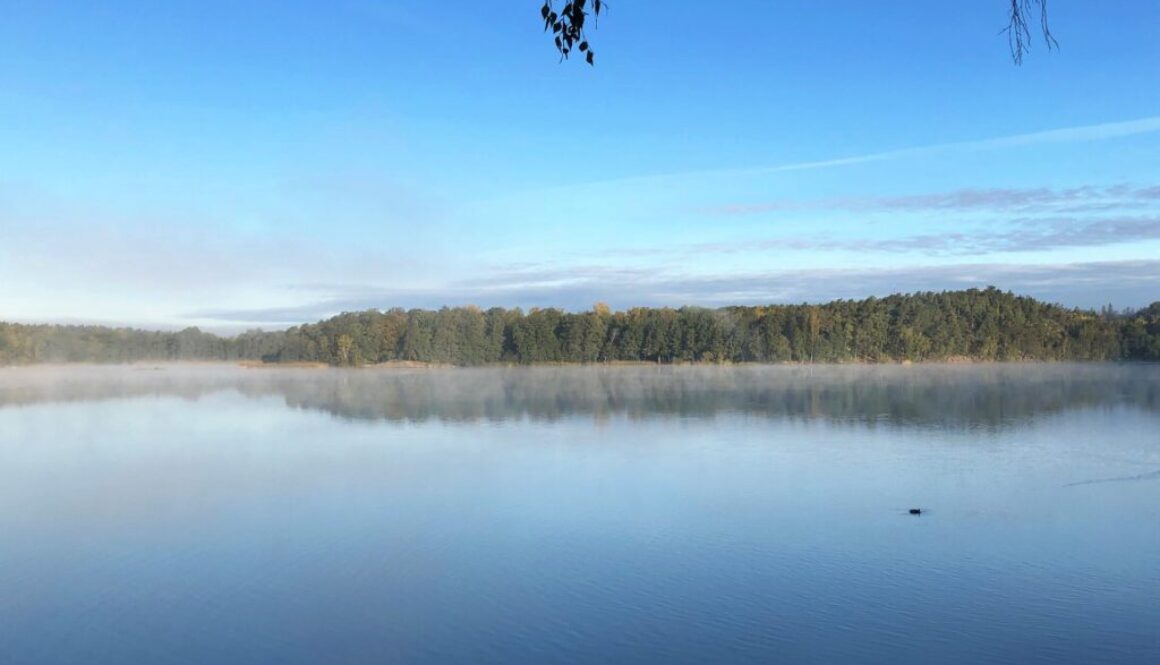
[5, 358, 1153, 371]
[242, 357, 1156, 369]
[4, 289, 1158, 366]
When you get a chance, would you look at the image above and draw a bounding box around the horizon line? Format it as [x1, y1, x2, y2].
[7, 286, 1154, 336]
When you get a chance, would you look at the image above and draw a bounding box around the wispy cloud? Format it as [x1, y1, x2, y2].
[699, 184, 1159, 216]
[0, 186, 455, 296]
[191, 259, 1160, 326]
[707, 215, 1160, 256]
[560, 116, 1160, 190]
[724, 116, 1160, 179]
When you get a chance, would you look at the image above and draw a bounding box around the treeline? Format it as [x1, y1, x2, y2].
[2, 289, 1159, 366]
[0, 324, 281, 365]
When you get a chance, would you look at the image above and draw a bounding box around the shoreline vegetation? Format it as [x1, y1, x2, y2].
[3, 288, 1159, 367]
[236, 355, 1044, 370]
[3, 357, 1146, 373]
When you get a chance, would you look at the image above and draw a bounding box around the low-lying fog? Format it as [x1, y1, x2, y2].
[1, 362, 1157, 429]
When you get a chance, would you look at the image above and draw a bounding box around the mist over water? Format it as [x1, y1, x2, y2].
[1, 364, 1158, 664]
[3, 363, 1158, 427]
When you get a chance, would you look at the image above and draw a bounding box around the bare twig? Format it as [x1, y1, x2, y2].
[1003, 0, 1059, 65]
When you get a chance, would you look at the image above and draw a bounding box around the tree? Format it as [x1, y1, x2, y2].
[335, 333, 355, 366]
[3, 290, 1157, 367]
[542, 0, 1058, 66]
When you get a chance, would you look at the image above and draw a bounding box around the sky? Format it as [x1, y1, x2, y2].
[2, 1, 1159, 332]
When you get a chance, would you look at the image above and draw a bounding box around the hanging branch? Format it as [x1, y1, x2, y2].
[541, 0, 604, 65]
[540, 2, 1060, 67]
[1003, 0, 1059, 64]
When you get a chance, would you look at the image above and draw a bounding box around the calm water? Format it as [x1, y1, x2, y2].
[1, 364, 1158, 664]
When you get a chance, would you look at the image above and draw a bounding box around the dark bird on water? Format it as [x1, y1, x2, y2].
[909, 508, 923, 515]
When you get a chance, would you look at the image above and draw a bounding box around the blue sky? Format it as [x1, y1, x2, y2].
[2, 1, 1159, 331]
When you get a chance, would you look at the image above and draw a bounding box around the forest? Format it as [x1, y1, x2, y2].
[2, 288, 1159, 366]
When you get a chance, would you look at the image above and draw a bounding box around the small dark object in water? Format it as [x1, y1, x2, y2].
[909, 508, 922, 515]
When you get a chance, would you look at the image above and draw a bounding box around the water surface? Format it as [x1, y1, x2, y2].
[1, 364, 1157, 664]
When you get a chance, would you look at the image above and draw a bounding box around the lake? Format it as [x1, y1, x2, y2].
[1, 364, 1158, 664]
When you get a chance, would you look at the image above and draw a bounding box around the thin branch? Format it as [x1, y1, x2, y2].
[1003, 0, 1058, 65]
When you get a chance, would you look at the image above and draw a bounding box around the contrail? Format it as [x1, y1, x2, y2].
[557, 115, 1160, 191]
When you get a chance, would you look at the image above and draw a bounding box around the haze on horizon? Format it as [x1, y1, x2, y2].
[2, 1, 1159, 333]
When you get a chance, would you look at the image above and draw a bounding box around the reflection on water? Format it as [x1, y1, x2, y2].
[2, 363, 1158, 429]
[1, 364, 1158, 665]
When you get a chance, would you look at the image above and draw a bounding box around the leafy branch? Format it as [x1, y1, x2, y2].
[541, 0, 604, 65]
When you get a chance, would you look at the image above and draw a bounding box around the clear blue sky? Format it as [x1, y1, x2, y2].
[2, 1, 1159, 330]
